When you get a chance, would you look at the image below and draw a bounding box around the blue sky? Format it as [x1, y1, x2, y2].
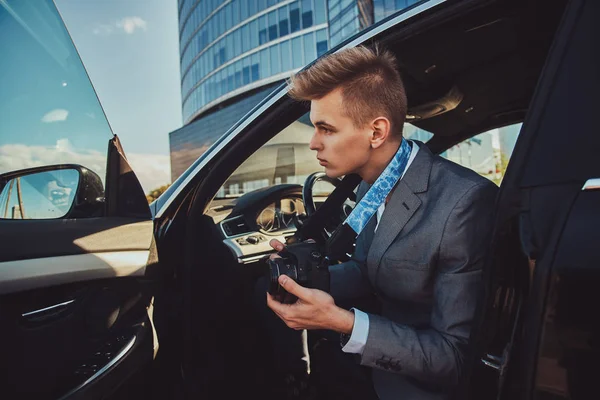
[54, 0, 182, 157]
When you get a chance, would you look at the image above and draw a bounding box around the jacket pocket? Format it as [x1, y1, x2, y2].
[380, 256, 430, 271]
[376, 257, 433, 302]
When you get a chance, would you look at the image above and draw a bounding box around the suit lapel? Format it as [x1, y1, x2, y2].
[366, 181, 421, 280]
[362, 213, 378, 251]
[365, 142, 433, 281]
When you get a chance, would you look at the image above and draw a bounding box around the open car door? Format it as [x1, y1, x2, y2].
[0, 1, 161, 399]
[468, 0, 600, 398]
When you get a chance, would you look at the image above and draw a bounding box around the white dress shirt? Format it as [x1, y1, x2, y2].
[342, 140, 420, 355]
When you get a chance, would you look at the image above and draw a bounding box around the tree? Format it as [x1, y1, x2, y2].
[146, 184, 171, 204]
[492, 151, 511, 186]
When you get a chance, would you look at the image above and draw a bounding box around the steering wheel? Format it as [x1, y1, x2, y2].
[301, 172, 357, 240]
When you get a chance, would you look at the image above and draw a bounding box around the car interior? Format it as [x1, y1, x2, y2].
[147, 0, 570, 398]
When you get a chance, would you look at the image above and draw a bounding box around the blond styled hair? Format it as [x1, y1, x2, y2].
[288, 45, 407, 137]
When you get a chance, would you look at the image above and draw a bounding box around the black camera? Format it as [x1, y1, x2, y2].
[266, 241, 331, 304]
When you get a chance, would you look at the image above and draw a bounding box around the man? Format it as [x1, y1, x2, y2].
[265, 45, 498, 400]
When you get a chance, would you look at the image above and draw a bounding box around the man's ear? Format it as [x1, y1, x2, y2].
[370, 117, 392, 149]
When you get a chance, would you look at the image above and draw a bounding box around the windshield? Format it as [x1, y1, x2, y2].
[0, 0, 113, 183]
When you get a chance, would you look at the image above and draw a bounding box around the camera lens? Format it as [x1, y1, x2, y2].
[267, 257, 297, 295]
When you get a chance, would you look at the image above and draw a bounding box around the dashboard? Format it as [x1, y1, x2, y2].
[210, 183, 350, 265]
[210, 184, 306, 264]
[256, 197, 305, 233]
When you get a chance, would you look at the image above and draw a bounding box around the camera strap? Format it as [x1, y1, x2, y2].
[346, 138, 412, 235]
[325, 139, 412, 259]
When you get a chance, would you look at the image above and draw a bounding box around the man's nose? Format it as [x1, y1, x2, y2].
[309, 131, 321, 151]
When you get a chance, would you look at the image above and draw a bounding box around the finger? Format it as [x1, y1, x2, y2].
[278, 275, 312, 300]
[266, 292, 286, 314]
[269, 239, 285, 251]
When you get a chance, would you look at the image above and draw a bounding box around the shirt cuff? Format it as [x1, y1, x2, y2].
[341, 308, 369, 354]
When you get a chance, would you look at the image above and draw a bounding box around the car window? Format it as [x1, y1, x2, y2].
[215, 112, 332, 197]
[208, 112, 334, 223]
[0, 0, 113, 219]
[438, 124, 522, 185]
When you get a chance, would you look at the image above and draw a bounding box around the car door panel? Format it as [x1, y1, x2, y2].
[468, 0, 599, 398]
[533, 187, 600, 398]
[0, 276, 155, 399]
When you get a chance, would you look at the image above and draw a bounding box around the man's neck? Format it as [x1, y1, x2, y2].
[360, 139, 403, 184]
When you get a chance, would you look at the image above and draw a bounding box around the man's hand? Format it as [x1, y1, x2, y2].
[266, 238, 355, 334]
[268, 238, 286, 257]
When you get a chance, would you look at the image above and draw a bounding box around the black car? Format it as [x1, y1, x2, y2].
[1, 0, 598, 399]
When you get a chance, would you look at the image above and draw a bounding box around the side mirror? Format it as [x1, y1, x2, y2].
[0, 164, 105, 220]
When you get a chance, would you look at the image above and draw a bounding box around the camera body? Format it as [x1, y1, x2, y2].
[266, 241, 331, 303]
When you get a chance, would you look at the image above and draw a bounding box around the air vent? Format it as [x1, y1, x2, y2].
[221, 216, 251, 237]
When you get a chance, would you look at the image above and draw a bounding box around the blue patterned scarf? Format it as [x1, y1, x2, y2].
[344, 139, 412, 235]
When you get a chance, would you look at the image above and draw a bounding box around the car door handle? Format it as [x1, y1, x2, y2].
[22, 299, 75, 318]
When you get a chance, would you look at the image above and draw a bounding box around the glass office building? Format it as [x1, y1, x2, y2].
[374, 0, 420, 22]
[170, 0, 418, 181]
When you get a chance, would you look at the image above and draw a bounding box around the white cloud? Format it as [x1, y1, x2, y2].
[93, 17, 147, 36]
[117, 17, 148, 34]
[0, 140, 171, 195]
[41, 109, 69, 123]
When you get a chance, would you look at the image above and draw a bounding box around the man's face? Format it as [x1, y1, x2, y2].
[309, 88, 372, 178]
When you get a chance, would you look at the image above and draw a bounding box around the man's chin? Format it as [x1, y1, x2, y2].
[324, 168, 343, 179]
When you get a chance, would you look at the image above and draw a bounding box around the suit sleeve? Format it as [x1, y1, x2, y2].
[359, 181, 498, 386]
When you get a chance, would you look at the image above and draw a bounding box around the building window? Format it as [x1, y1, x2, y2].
[279, 6, 289, 37]
[316, 29, 328, 57]
[227, 72, 234, 92]
[260, 48, 270, 79]
[290, 2, 301, 33]
[235, 62, 242, 88]
[303, 32, 316, 63]
[242, 24, 250, 53]
[259, 15, 268, 45]
[301, 0, 313, 29]
[241, 0, 249, 21]
[232, 0, 240, 25]
[220, 70, 226, 97]
[268, 11, 278, 41]
[315, 0, 327, 24]
[249, 1, 257, 15]
[250, 20, 259, 48]
[281, 40, 291, 71]
[226, 34, 234, 60]
[242, 57, 251, 85]
[234, 30, 241, 55]
[252, 53, 260, 81]
[292, 36, 303, 68]
[270, 44, 281, 74]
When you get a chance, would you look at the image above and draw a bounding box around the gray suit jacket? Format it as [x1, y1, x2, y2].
[329, 142, 498, 400]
